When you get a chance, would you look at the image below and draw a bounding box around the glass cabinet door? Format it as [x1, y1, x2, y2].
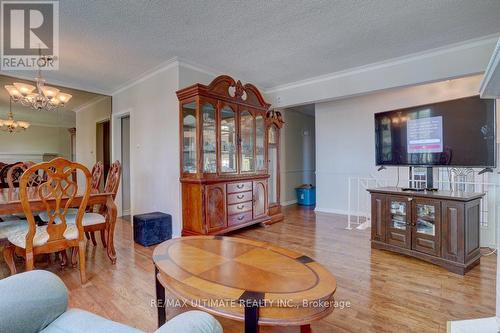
[415, 203, 436, 236]
[255, 115, 265, 171]
[182, 101, 197, 173]
[389, 200, 407, 230]
[202, 102, 216, 173]
[240, 110, 255, 172]
[220, 105, 237, 173]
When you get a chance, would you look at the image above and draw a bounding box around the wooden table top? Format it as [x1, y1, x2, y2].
[153, 236, 337, 326]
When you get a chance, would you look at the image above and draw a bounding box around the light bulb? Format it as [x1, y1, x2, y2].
[41, 86, 60, 99]
[56, 92, 72, 104]
[13, 82, 36, 95]
[4, 85, 21, 98]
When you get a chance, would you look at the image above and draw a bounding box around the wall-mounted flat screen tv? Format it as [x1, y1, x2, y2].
[374, 96, 496, 167]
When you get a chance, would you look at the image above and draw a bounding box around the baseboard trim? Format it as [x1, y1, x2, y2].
[281, 200, 297, 206]
[314, 207, 367, 217]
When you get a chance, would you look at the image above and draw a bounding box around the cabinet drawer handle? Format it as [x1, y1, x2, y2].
[408, 197, 413, 201]
[237, 204, 245, 210]
[236, 184, 245, 189]
[237, 194, 244, 199]
[237, 215, 245, 221]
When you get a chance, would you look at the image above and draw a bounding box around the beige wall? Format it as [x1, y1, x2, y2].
[0, 125, 71, 163]
[75, 97, 112, 171]
[280, 110, 316, 204]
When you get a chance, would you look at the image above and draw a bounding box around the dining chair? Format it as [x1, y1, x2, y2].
[6, 161, 36, 190]
[77, 160, 121, 248]
[39, 161, 104, 224]
[3, 158, 92, 284]
[0, 162, 20, 188]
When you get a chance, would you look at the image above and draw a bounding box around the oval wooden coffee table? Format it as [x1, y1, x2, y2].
[153, 236, 337, 333]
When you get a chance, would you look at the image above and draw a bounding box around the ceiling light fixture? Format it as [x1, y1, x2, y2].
[4, 49, 72, 112]
[0, 98, 30, 133]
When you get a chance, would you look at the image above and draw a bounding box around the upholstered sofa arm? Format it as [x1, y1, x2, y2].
[0, 270, 68, 333]
[154, 311, 223, 333]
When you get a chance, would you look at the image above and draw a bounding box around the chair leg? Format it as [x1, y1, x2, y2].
[100, 229, 107, 248]
[3, 244, 16, 275]
[71, 247, 78, 268]
[25, 252, 34, 271]
[59, 250, 68, 267]
[90, 232, 97, 246]
[85, 232, 90, 240]
[78, 241, 87, 284]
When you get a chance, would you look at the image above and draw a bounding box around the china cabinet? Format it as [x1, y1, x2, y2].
[177, 75, 284, 235]
[368, 187, 484, 275]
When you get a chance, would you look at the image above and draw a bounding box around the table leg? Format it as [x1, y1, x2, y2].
[244, 304, 259, 333]
[300, 324, 311, 333]
[105, 196, 117, 264]
[155, 266, 166, 327]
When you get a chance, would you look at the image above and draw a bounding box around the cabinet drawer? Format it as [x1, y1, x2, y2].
[228, 191, 253, 204]
[228, 202, 252, 215]
[228, 211, 252, 226]
[227, 181, 252, 193]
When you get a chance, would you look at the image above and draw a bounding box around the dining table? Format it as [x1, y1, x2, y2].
[0, 187, 118, 264]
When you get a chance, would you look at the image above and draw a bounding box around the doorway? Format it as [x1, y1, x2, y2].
[96, 119, 111, 189]
[121, 116, 131, 216]
[281, 104, 316, 206]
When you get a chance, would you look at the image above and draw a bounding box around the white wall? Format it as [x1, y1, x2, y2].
[75, 97, 112, 170]
[0, 125, 71, 163]
[111, 62, 215, 236]
[315, 74, 485, 214]
[280, 110, 316, 204]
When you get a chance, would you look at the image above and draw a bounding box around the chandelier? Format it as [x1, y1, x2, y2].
[4, 53, 72, 112]
[0, 98, 30, 133]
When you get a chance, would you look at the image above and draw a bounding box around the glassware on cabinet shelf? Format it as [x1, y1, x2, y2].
[182, 101, 197, 173]
[240, 110, 255, 172]
[202, 103, 216, 173]
[256, 115, 265, 171]
[220, 105, 236, 173]
[390, 201, 407, 230]
[415, 204, 436, 236]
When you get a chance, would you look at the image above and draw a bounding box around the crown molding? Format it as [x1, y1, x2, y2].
[265, 33, 500, 94]
[479, 38, 500, 98]
[111, 57, 180, 96]
[177, 57, 223, 78]
[72, 95, 109, 112]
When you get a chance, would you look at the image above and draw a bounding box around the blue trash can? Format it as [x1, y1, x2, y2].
[296, 185, 316, 206]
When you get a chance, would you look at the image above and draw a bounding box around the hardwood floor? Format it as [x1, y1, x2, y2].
[0, 205, 495, 332]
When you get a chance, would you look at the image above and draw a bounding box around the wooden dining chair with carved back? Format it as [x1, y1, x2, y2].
[0, 162, 20, 188]
[3, 158, 92, 284]
[81, 160, 121, 248]
[6, 161, 36, 190]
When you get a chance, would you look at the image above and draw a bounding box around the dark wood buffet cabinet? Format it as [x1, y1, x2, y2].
[177, 75, 284, 236]
[367, 187, 484, 274]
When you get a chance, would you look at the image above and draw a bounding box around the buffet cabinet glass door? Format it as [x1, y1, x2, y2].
[182, 101, 197, 174]
[201, 100, 217, 174]
[220, 104, 238, 174]
[386, 196, 411, 249]
[411, 198, 441, 256]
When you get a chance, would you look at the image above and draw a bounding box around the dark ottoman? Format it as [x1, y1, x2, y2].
[133, 212, 172, 247]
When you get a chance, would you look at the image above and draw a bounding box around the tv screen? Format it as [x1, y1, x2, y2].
[374, 96, 496, 167]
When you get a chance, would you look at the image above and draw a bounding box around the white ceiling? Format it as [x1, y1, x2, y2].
[2, 0, 500, 94]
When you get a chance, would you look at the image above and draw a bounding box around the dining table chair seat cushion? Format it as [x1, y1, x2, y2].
[0, 219, 28, 239]
[8, 224, 79, 248]
[39, 209, 79, 222]
[0, 270, 68, 333]
[40, 309, 143, 333]
[66, 212, 106, 226]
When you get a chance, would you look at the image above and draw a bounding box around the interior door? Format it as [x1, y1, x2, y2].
[205, 184, 227, 232]
[411, 198, 441, 256]
[253, 180, 267, 219]
[386, 195, 411, 249]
